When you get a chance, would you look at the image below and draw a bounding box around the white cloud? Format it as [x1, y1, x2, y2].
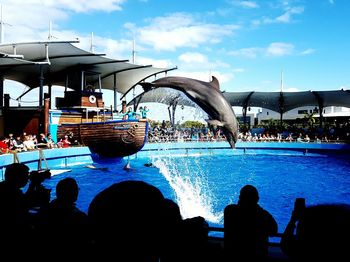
[231, 1, 259, 9]
[135, 13, 239, 51]
[282, 87, 300, 92]
[0, 0, 126, 44]
[229, 42, 298, 58]
[266, 42, 294, 56]
[228, 47, 261, 58]
[176, 52, 231, 73]
[136, 56, 174, 68]
[254, 5, 304, 25]
[178, 52, 208, 64]
[276, 6, 304, 23]
[3, 0, 125, 13]
[300, 48, 315, 56]
[232, 68, 245, 73]
[93, 38, 134, 60]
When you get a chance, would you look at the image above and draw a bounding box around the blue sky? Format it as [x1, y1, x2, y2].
[1, 0, 349, 120]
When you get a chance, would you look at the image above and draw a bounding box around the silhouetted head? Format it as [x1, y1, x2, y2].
[88, 180, 165, 258]
[56, 177, 79, 203]
[163, 198, 182, 223]
[4, 163, 29, 188]
[238, 185, 259, 205]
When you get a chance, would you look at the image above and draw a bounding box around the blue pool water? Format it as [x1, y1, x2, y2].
[41, 148, 350, 234]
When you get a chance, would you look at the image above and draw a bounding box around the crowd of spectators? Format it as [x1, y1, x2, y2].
[0, 131, 79, 154]
[148, 124, 348, 144]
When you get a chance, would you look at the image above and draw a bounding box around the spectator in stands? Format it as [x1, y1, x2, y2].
[0, 163, 31, 258]
[25, 170, 51, 210]
[88, 180, 166, 261]
[67, 131, 79, 146]
[57, 135, 71, 148]
[37, 133, 49, 148]
[0, 136, 9, 153]
[38, 177, 89, 259]
[23, 135, 36, 150]
[46, 133, 56, 148]
[224, 185, 278, 261]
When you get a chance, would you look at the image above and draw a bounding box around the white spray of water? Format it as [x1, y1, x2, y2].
[153, 157, 223, 223]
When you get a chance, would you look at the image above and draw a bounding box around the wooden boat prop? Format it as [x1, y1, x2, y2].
[53, 115, 149, 157]
[49, 72, 149, 158]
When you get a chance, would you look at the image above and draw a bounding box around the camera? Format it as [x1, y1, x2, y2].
[29, 169, 51, 183]
[293, 197, 306, 220]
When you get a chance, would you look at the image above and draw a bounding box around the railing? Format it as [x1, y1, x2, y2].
[208, 227, 283, 247]
[147, 134, 348, 144]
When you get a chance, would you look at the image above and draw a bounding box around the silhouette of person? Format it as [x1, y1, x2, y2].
[160, 199, 183, 262]
[25, 170, 51, 210]
[181, 215, 210, 262]
[37, 177, 89, 259]
[224, 185, 278, 261]
[160, 199, 211, 262]
[280, 203, 350, 261]
[88, 180, 166, 262]
[0, 163, 31, 258]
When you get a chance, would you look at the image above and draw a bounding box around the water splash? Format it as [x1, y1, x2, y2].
[153, 156, 223, 223]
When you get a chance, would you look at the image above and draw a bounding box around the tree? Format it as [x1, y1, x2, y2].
[180, 121, 205, 129]
[303, 112, 319, 128]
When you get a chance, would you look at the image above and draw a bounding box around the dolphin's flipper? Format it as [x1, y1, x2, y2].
[206, 119, 224, 126]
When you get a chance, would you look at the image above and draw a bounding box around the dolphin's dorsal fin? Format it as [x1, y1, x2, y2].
[210, 76, 220, 90]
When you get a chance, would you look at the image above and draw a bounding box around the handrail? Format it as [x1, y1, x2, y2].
[208, 226, 283, 237]
[208, 226, 283, 247]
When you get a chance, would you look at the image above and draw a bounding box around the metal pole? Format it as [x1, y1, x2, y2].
[113, 73, 117, 112]
[0, 76, 3, 107]
[39, 65, 44, 107]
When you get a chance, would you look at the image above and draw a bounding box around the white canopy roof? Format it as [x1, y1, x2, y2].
[129, 87, 350, 114]
[0, 41, 175, 95]
[223, 90, 350, 113]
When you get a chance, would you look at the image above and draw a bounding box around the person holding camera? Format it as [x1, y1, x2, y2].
[280, 200, 350, 261]
[25, 170, 51, 210]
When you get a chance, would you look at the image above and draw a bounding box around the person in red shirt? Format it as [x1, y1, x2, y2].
[57, 135, 71, 148]
[0, 136, 9, 153]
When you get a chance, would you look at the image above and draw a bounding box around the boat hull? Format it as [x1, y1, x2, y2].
[57, 119, 149, 157]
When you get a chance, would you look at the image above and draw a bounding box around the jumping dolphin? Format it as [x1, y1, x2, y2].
[141, 76, 239, 148]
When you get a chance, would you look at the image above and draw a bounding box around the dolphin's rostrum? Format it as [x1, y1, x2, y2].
[141, 76, 239, 149]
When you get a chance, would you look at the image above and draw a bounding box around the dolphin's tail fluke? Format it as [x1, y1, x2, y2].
[139, 82, 154, 92]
